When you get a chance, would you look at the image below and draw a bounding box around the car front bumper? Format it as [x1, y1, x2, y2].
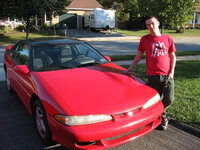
[48, 101, 164, 150]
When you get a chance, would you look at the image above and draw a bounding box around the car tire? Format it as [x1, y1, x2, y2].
[33, 100, 52, 145]
[87, 26, 90, 31]
[5, 70, 14, 94]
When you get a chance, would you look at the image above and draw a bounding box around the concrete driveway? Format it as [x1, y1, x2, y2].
[65, 29, 131, 38]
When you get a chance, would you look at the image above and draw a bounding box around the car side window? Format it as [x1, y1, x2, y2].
[14, 42, 29, 65]
[75, 44, 102, 60]
[9, 42, 21, 59]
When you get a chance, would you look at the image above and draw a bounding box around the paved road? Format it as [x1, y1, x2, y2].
[66, 29, 200, 56]
[0, 37, 200, 150]
[88, 38, 200, 56]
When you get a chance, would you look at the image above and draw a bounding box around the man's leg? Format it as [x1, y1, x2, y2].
[147, 75, 162, 96]
[162, 78, 175, 108]
[160, 76, 175, 130]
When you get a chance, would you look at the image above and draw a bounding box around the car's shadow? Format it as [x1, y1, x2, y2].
[0, 81, 69, 150]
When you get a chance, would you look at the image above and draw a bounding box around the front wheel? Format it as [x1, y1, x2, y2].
[5, 70, 14, 94]
[33, 100, 52, 144]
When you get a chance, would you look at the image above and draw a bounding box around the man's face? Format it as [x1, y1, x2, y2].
[146, 18, 160, 34]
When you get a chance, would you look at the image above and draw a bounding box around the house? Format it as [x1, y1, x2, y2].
[190, 2, 200, 28]
[59, 0, 104, 29]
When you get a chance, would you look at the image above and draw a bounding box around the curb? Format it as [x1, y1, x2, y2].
[169, 118, 200, 138]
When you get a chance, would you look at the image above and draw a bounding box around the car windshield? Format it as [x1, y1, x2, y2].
[31, 42, 109, 71]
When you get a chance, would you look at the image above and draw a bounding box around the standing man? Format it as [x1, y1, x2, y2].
[127, 16, 176, 130]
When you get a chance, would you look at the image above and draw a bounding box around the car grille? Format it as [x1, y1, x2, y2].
[104, 126, 145, 141]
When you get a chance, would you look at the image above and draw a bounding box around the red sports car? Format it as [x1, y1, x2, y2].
[3, 37, 164, 150]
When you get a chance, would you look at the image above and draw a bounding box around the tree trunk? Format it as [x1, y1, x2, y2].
[54, 25, 56, 36]
[26, 18, 30, 39]
[161, 25, 164, 34]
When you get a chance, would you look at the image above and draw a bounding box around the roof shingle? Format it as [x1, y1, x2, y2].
[67, 0, 103, 9]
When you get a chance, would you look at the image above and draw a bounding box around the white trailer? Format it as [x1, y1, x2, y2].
[84, 8, 116, 30]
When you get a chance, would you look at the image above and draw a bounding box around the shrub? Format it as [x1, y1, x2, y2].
[176, 29, 185, 33]
[16, 25, 25, 32]
[0, 25, 12, 33]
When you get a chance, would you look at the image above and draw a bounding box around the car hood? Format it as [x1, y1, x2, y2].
[32, 63, 158, 115]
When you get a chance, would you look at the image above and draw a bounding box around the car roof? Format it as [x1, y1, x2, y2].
[28, 37, 83, 46]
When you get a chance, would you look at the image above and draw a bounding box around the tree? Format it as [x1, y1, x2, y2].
[97, 0, 114, 9]
[98, 0, 139, 29]
[168, 0, 199, 31]
[138, 0, 198, 32]
[98, 0, 199, 31]
[1, 0, 70, 39]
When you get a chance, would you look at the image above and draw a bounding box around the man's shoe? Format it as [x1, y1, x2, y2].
[160, 117, 169, 130]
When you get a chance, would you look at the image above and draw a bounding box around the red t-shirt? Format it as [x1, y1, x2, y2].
[138, 34, 176, 76]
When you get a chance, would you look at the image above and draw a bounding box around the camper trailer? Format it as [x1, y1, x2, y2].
[84, 8, 116, 30]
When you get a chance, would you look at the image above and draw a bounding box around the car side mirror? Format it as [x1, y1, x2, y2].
[14, 65, 30, 74]
[105, 56, 111, 62]
[6, 46, 13, 51]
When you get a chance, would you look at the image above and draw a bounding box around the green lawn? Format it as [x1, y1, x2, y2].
[0, 30, 64, 45]
[114, 29, 200, 38]
[122, 60, 200, 129]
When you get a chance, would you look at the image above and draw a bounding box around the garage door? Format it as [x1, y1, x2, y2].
[59, 13, 77, 29]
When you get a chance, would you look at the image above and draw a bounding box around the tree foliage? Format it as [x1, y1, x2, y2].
[0, 0, 70, 39]
[98, 0, 199, 30]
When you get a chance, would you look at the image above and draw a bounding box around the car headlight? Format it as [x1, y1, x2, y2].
[54, 114, 112, 126]
[143, 93, 160, 109]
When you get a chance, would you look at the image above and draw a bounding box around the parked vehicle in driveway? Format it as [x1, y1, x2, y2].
[84, 8, 116, 30]
[3, 37, 164, 150]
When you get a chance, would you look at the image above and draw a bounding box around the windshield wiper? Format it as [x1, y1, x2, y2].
[77, 62, 101, 67]
[47, 65, 73, 68]
[37, 65, 76, 71]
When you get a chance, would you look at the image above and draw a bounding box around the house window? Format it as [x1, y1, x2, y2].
[192, 14, 198, 24]
[195, 14, 198, 23]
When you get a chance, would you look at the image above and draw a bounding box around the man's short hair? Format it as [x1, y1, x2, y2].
[146, 16, 159, 22]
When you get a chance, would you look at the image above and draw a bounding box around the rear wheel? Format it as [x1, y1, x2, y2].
[33, 100, 52, 144]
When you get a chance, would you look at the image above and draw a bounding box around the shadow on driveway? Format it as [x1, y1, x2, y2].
[0, 81, 68, 150]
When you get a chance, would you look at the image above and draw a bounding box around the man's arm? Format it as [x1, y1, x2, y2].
[168, 52, 176, 79]
[127, 51, 144, 73]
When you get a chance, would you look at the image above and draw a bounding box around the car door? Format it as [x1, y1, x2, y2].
[12, 41, 34, 109]
[6, 42, 21, 92]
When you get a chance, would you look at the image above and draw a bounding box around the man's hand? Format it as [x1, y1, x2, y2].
[126, 67, 133, 74]
[125, 51, 144, 75]
[168, 72, 174, 79]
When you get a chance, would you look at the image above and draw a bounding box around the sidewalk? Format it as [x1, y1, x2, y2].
[113, 55, 200, 65]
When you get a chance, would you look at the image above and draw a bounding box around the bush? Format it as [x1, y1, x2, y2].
[0, 25, 12, 33]
[0, 25, 5, 30]
[176, 29, 185, 33]
[43, 22, 49, 30]
[16, 25, 25, 32]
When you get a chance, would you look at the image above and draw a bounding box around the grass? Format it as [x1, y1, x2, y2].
[0, 30, 64, 45]
[114, 29, 200, 38]
[122, 60, 200, 129]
